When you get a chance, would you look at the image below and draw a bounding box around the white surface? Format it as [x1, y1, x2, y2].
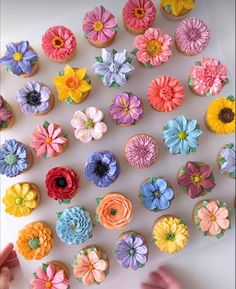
[0, 1, 235, 289]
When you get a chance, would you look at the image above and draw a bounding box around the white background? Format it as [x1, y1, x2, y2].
[0, 1, 235, 289]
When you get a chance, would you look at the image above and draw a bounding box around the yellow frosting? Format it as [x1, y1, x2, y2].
[160, 0, 195, 16]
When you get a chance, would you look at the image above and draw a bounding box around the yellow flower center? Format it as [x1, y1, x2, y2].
[134, 7, 145, 18]
[166, 232, 175, 241]
[51, 36, 64, 48]
[15, 197, 23, 205]
[45, 137, 52, 144]
[93, 21, 104, 32]
[154, 191, 160, 197]
[211, 215, 216, 221]
[191, 173, 202, 185]
[178, 131, 187, 140]
[66, 77, 78, 89]
[13, 52, 23, 61]
[85, 119, 95, 129]
[146, 40, 162, 57]
[45, 281, 52, 288]
[88, 265, 94, 271]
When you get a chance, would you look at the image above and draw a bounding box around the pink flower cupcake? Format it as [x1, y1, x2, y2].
[122, 0, 156, 34]
[82, 6, 119, 48]
[147, 76, 184, 112]
[133, 28, 172, 68]
[41, 25, 77, 62]
[189, 57, 229, 97]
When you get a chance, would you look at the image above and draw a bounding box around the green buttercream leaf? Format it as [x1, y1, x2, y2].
[3, 102, 9, 109]
[203, 200, 209, 207]
[188, 79, 194, 86]
[151, 236, 156, 244]
[98, 75, 104, 81]
[112, 49, 117, 54]
[227, 95, 235, 101]
[216, 231, 224, 239]
[0, 121, 8, 129]
[113, 25, 120, 32]
[95, 56, 103, 63]
[112, 248, 117, 254]
[205, 91, 211, 97]
[6, 66, 12, 72]
[32, 272, 37, 278]
[219, 157, 225, 165]
[45, 153, 49, 159]
[179, 218, 185, 224]
[95, 215, 99, 222]
[43, 121, 49, 128]
[131, 48, 138, 56]
[112, 82, 120, 89]
[226, 143, 234, 149]
[61, 131, 68, 138]
[203, 231, 208, 236]
[194, 61, 201, 66]
[126, 57, 132, 64]
[61, 198, 71, 204]
[144, 61, 153, 68]
[224, 78, 229, 84]
[84, 75, 91, 83]
[66, 97, 74, 104]
[56, 212, 63, 219]
[42, 263, 48, 272]
[164, 5, 172, 13]
[58, 71, 64, 76]
[96, 197, 102, 206]
[102, 253, 108, 260]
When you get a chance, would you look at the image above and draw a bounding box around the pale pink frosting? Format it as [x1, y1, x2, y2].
[175, 18, 210, 55]
[125, 134, 159, 168]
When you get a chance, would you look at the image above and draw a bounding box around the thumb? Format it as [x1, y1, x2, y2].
[0, 267, 11, 289]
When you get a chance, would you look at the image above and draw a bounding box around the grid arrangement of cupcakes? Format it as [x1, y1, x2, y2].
[0, 0, 235, 287]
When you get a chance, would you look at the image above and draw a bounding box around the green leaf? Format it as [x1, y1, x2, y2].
[205, 91, 211, 97]
[179, 218, 185, 224]
[131, 48, 138, 56]
[194, 61, 201, 66]
[58, 71, 64, 76]
[226, 143, 234, 149]
[164, 4, 172, 13]
[95, 215, 99, 222]
[126, 57, 132, 64]
[66, 97, 73, 104]
[216, 231, 224, 239]
[32, 272, 37, 278]
[42, 263, 48, 271]
[3, 101, 9, 109]
[43, 120, 49, 128]
[227, 95, 235, 101]
[113, 25, 120, 32]
[203, 231, 208, 236]
[150, 236, 156, 244]
[0, 121, 8, 129]
[6, 66, 12, 72]
[84, 75, 91, 83]
[61, 198, 71, 204]
[203, 200, 209, 207]
[111, 82, 120, 89]
[96, 197, 103, 206]
[61, 132, 68, 138]
[45, 153, 49, 159]
[112, 248, 117, 254]
[144, 61, 153, 68]
[223, 78, 229, 84]
[98, 75, 104, 81]
[188, 79, 194, 86]
[101, 253, 108, 260]
[95, 56, 103, 63]
[56, 212, 63, 219]
[112, 49, 117, 54]
[219, 157, 225, 165]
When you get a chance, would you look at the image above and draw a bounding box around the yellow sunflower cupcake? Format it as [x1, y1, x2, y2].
[205, 96, 235, 134]
[152, 215, 189, 254]
[2, 183, 40, 217]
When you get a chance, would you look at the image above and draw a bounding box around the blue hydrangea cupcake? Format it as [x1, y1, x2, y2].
[0, 139, 33, 177]
[162, 115, 202, 155]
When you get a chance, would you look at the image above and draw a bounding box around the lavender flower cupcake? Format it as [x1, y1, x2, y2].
[217, 143, 235, 179]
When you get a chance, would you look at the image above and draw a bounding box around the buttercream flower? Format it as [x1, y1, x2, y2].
[96, 193, 133, 230]
[109, 92, 143, 126]
[162, 115, 202, 155]
[56, 206, 93, 245]
[71, 107, 107, 143]
[140, 177, 174, 211]
[148, 76, 184, 112]
[160, 0, 195, 16]
[218, 143, 236, 179]
[45, 167, 79, 204]
[17, 221, 54, 260]
[0, 96, 14, 130]
[84, 151, 120, 187]
[92, 48, 134, 88]
[133, 28, 172, 68]
[54, 65, 91, 104]
[30, 121, 68, 158]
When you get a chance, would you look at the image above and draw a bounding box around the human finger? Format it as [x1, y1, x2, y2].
[149, 271, 166, 288]
[0, 243, 14, 266]
[141, 283, 164, 289]
[2, 258, 20, 269]
[157, 266, 181, 289]
[0, 267, 11, 289]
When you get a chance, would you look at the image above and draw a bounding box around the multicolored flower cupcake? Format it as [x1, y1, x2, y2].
[125, 134, 159, 168]
[139, 177, 174, 212]
[30, 121, 68, 158]
[133, 28, 172, 68]
[162, 115, 202, 155]
[45, 167, 79, 204]
[160, 0, 195, 20]
[114, 231, 148, 270]
[72, 246, 109, 286]
[109, 92, 143, 126]
[56, 206, 93, 245]
[82, 5, 119, 48]
[41, 26, 77, 62]
[54, 65, 91, 104]
[177, 161, 216, 199]
[205, 96, 235, 134]
[16, 81, 54, 116]
[17, 221, 54, 260]
[0, 41, 39, 77]
[217, 143, 235, 179]
[96, 192, 133, 230]
[92, 48, 134, 88]
[84, 151, 120, 187]
[0, 96, 15, 131]
[147, 76, 184, 112]
[0, 139, 33, 178]
[71, 107, 107, 143]
[122, 0, 156, 34]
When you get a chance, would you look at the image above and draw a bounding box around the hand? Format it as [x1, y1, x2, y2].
[141, 266, 181, 289]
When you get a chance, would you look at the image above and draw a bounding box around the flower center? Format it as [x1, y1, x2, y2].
[93, 160, 109, 177]
[218, 108, 234, 123]
[52, 36, 64, 48]
[66, 77, 79, 89]
[110, 208, 117, 216]
[28, 237, 40, 249]
[154, 191, 160, 197]
[71, 223, 77, 230]
[45, 281, 52, 288]
[166, 232, 175, 241]
[5, 153, 17, 165]
[13, 52, 23, 61]
[160, 87, 174, 100]
[134, 7, 145, 18]
[93, 21, 104, 32]
[187, 28, 200, 41]
[211, 215, 216, 221]
[15, 197, 23, 205]
[191, 173, 203, 185]
[55, 177, 67, 188]
[26, 90, 41, 106]
[109, 62, 120, 73]
[178, 131, 187, 140]
[85, 119, 95, 129]
[146, 39, 162, 57]
[88, 265, 94, 271]
[129, 248, 136, 255]
[45, 137, 52, 144]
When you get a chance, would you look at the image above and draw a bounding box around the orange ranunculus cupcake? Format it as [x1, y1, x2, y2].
[96, 192, 133, 230]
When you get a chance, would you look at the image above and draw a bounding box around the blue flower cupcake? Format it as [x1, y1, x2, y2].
[56, 206, 93, 245]
[162, 115, 202, 155]
[0, 139, 33, 177]
[84, 151, 120, 187]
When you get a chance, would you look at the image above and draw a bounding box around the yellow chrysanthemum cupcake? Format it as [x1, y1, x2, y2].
[2, 183, 40, 217]
[205, 96, 235, 134]
[152, 215, 189, 254]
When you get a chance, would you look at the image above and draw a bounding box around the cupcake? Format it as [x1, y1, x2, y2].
[162, 115, 202, 155]
[114, 231, 148, 270]
[175, 18, 210, 56]
[109, 92, 143, 126]
[84, 151, 120, 187]
[72, 246, 109, 286]
[71, 107, 107, 143]
[125, 134, 159, 168]
[56, 206, 93, 245]
[139, 176, 174, 212]
[122, 0, 156, 34]
[82, 5, 119, 48]
[41, 25, 77, 62]
[16, 81, 54, 116]
[30, 261, 70, 289]
[30, 121, 68, 158]
[0, 139, 33, 178]
[92, 48, 134, 88]
[152, 215, 189, 253]
[96, 192, 132, 230]
[189, 57, 229, 97]
[177, 161, 216, 199]
[160, 0, 195, 20]
[0, 95, 15, 131]
[205, 96, 235, 134]
[217, 143, 235, 179]
[2, 182, 40, 217]
[17, 221, 54, 260]
[132, 28, 172, 68]
[45, 167, 80, 204]
[54, 65, 91, 104]
[147, 76, 184, 112]
[193, 199, 231, 238]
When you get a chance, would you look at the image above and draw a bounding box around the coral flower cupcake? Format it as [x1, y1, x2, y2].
[217, 143, 236, 179]
[133, 28, 172, 68]
[122, 0, 156, 34]
[0, 95, 15, 131]
[41, 25, 77, 62]
[160, 0, 195, 21]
